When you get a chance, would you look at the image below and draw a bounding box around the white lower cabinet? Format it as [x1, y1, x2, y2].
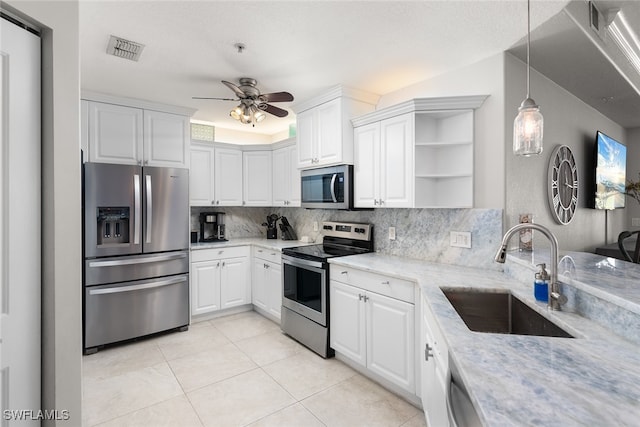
[330, 273, 415, 394]
[190, 246, 250, 317]
[252, 248, 282, 322]
[421, 294, 449, 427]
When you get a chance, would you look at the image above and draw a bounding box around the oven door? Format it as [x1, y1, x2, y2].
[282, 254, 327, 326]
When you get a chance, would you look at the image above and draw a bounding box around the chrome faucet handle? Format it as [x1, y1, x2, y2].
[550, 290, 568, 307]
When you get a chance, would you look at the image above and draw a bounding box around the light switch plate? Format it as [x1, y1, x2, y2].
[632, 218, 640, 227]
[313, 221, 319, 231]
[389, 227, 396, 240]
[450, 231, 471, 248]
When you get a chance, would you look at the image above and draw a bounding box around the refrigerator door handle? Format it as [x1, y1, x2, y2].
[134, 174, 141, 245]
[145, 174, 152, 244]
[88, 275, 187, 295]
[88, 252, 187, 268]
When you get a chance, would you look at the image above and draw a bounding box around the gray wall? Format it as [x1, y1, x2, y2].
[505, 53, 627, 252]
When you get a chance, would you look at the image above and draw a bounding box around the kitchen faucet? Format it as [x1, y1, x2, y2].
[494, 223, 567, 311]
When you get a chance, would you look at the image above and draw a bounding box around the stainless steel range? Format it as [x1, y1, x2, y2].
[281, 221, 374, 358]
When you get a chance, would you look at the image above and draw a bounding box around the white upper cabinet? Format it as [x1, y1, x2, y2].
[190, 144, 243, 207]
[352, 96, 487, 208]
[243, 150, 272, 206]
[294, 86, 378, 169]
[143, 110, 190, 168]
[272, 143, 300, 207]
[83, 93, 194, 168]
[88, 102, 143, 165]
[354, 113, 413, 208]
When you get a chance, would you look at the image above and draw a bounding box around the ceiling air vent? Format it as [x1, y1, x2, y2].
[106, 35, 145, 61]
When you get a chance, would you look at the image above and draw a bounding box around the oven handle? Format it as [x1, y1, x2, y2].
[282, 254, 325, 270]
[330, 173, 338, 203]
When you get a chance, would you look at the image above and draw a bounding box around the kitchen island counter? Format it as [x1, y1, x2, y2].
[329, 252, 640, 426]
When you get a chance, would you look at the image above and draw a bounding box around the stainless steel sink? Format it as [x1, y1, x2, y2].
[442, 288, 573, 338]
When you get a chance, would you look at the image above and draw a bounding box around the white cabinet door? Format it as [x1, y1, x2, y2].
[81, 100, 89, 162]
[354, 123, 380, 208]
[330, 281, 367, 367]
[367, 291, 415, 393]
[243, 151, 272, 206]
[189, 143, 215, 206]
[380, 114, 413, 208]
[220, 256, 250, 309]
[89, 102, 143, 165]
[191, 261, 221, 316]
[315, 98, 342, 165]
[214, 147, 243, 206]
[143, 110, 189, 168]
[265, 261, 282, 320]
[421, 297, 449, 427]
[273, 145, 300, 207]
[251, 259, 269, 312]
[296, 109, 316, 168]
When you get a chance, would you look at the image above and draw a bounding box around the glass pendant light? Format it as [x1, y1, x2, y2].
[513, 0, 543, 156]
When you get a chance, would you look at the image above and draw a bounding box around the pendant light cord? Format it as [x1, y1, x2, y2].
[527, 0, 531, 99]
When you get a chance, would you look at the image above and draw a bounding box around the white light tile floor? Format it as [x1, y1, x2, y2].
[82, 311, 427, 427]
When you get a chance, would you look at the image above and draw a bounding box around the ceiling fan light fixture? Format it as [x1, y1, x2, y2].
[230, 105, 243, 120]
[252, 106, 266, 123]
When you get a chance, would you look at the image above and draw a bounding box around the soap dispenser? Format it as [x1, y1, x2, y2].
[534, 263, 550, 302]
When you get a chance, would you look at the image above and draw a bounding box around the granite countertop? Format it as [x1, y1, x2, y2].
[190, 237, 314, 251]
[329, 253, 640, 426]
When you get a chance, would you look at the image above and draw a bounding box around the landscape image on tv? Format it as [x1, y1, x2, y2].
[595, 131, 626, 209]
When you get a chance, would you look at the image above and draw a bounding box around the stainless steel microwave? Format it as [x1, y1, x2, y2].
[301, 165, 353, 209]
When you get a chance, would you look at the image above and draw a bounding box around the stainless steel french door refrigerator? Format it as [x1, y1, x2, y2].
[83, 163, 190, 354]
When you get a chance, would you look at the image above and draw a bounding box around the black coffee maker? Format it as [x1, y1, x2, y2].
[199, 212, 227, 242]
[262, 214, 280, 239]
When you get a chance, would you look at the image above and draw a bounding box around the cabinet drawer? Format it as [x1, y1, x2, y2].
[331, 266, 415, 304]
[252, 246, 282, 265]
[191, 246, 249, 263]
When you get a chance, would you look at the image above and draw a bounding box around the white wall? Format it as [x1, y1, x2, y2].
[505, 53, 626, 252]
[376, 54, 506, 209]
[4, 0, 82, 424]
[625, 127, 640, 229]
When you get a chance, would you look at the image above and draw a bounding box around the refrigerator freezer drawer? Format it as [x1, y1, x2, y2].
[85, 250, 189, 286]
[84, 274, 189, 350]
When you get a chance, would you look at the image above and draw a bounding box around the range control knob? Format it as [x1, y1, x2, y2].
[323, 225, 333, 230]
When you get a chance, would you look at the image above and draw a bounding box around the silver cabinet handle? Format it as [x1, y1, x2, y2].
[359, 294, 364, 301]
[88, 252, 187, 267]
[381, 280, 390, 285]
[425, 343, 434, 361]
[211, 201, 215, 205]
[374, 199, 379, 205]
[380, 199, 385, 205]
[341, 271, 348, 275]
[145, 174, 152, 244]
[363, 295, 369, 302]
[134, 174, 141, 244]
[216, 262, 220, 267]
[257, 249, 264, 253]
[222, 261, 226, 267]
[89, 275, 186, 295]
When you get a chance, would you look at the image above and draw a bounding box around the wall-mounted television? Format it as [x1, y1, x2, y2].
[594, 131, 627, 209]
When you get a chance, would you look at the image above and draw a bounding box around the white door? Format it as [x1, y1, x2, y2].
[265, 261, 282, 320]
[88, 102, 143, 165]
[220, 256, 250, 309]
[214, 147, 243, 206]
[143, 110, 189, 168]
[272, 147, 289, 206]
[189, 143, 214, 206]
[315, 98, 342, 165]
[354, 123, 380, 208]
[296, 109, 316, 168]
[366, 292, 415, 393]
[329, 281, 366, 366]
[191, 261, 221, 315]
[380, 114, 413, 208]
[243, 151, 272, 206]
[251, 259, 268, 311]
[1, 17, 41, 421]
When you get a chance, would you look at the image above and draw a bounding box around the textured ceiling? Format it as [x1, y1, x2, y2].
[80, 0, 571, 137]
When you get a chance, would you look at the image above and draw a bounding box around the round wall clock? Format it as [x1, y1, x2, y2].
[548, 145, 579, 225]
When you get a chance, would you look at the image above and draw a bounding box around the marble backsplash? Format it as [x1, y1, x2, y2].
[191, 206, 504, 269]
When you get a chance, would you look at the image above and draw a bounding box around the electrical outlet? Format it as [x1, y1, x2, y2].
[388, 227, 396, 240]
[313, 221, 319, 231]
[633, 218, 640, 227]
[450, 231, 471, 248]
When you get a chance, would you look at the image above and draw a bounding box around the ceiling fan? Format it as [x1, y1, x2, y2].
[193, 78, 294, 125]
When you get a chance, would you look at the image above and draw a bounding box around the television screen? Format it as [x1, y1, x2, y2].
[595, 131, 627, 209]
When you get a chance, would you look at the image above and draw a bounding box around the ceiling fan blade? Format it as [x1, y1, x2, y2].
[260, 91, 294, 103]
[192, 96, 238, 101]
[222, 80, 247, 98]
[260, 103, 289, 118]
